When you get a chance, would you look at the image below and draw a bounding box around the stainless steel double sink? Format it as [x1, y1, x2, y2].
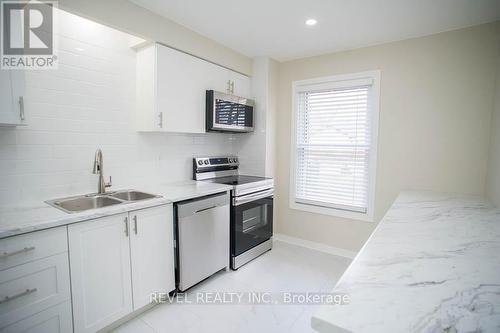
[46, 190, 161, 213]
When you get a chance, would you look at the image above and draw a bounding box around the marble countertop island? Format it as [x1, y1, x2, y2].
[0, 181, 232, 239]
[312, 191, 500, 333]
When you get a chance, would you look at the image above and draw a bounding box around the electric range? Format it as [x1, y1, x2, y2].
[193, 156, 273, 269]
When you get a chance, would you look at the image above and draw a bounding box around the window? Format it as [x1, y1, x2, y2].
[290, 71, 380, 221]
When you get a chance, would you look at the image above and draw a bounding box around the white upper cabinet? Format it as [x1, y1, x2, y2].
[229, 70, 251, 98]
[155, 44, 227, 133]
[136, 43, 251, 133]
[0, 69, 25, 126]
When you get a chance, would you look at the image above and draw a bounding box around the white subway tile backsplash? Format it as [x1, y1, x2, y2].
[55, 11, 133, 51]
[58, 35, 135, 64]
[0, 145, 17, 158]
[0, 189, 22, 206]
[0, 175, 24, 190]
[12, 145, 53, 160]
[26, 72, 109, 98]
[34, 63, 120, 87]
[0, 129, 17, 145]
[15, 131, 65, 145]
[0, 9, 234, 207]
[57, 49, 125, 75]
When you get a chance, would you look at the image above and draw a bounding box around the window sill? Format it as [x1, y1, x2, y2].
[289, 201, 374, 223]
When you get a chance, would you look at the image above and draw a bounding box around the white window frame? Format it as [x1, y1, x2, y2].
[289, 70, 380, 222]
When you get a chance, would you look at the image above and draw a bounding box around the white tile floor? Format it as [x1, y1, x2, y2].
[112, 240, 351, 333]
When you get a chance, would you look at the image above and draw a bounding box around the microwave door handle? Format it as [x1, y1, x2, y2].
[212, 97, 217, 128]
[234, 189, 274, 206]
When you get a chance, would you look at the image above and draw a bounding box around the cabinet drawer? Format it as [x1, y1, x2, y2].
[0, 227, 67, 271]
[0, 253, 71, 329]
[0, 301, 72, 333]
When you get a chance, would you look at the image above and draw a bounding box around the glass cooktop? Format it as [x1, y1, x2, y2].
[208, 175, 270, 186]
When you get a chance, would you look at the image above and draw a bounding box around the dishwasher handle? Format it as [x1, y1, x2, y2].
[195, 205, 217, 213]
[177, 192, 229, 219]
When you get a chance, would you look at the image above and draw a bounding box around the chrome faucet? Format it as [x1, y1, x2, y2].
[92, 149, 112, 194]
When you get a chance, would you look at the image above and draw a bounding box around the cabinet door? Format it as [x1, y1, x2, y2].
[68, 214, 133, 333]
[0, 226, 67, 271]
[0, 70, 25, 126]
[1, 301, 72, 333]
[11, 71, 25, 124]
[156, 44, 228, 133]
[229, 71, 251, 98]
[0, 8, 24, 126]
[135, 44, 157, 131]
[129, 204, 175, 309]
[0, 253, 71, 329]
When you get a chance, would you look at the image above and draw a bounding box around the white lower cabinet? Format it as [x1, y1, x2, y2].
[0, 253, 71, 329]
[1, 301, 73, 333]
[69, 204, 175, 333]
[68, 213, 133, 333]
[0, 226, 72, 333]
[129, 205, 175, 309]
[0, 226, 68, 271]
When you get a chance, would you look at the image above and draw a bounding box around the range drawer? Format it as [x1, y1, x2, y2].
[0, 227, 67, 271]
[0, 300, 72, 333]
[0, 253, 71, 329]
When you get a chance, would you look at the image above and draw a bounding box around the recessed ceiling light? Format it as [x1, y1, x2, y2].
[305, 19, 317, 26]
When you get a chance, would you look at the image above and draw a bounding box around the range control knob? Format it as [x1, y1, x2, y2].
[228, 158, 233, 163]
[204, 160, 209, 165]
[197, 160, 203, 166]
[233, 158, 238, 163]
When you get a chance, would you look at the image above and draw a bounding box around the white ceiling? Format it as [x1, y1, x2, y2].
[129, 0, 500, 61]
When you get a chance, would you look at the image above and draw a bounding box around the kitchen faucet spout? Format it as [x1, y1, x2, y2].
[92, 149, 112, 194]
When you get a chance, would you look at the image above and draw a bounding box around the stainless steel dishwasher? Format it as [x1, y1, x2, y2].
[175, 192, 229, 291]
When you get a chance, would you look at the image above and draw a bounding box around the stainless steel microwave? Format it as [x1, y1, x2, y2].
[206, 90, 254, 133]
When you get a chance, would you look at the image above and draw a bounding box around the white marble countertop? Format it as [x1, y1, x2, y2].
[312, 191, 500, 333]
[0, 181, 232, 239]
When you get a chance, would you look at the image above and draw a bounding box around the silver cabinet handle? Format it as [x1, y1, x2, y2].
[0, 288, 37, 304]
[133, 216, 138, 235]
[124, 217, 129, 237]
[230, 81, 235, 94]
[0, 246, 35, 259]
[158, 112, 163, 128]
[18, 96, 25, 120]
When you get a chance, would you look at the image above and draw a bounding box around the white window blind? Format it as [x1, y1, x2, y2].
[294, 79, 374, 214]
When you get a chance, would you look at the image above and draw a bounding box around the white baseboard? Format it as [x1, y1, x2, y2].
[273, 233, 358, 259]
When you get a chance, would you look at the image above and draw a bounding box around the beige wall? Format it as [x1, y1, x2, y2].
[276, 22, 500, 251]
[233, 57, 278, 177]
[58, 0, 252, 75]
[487, 58, 500, 207]
[266, 59, 279, 178]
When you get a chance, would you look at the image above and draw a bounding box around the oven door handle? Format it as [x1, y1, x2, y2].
[234, 189, 274, 206]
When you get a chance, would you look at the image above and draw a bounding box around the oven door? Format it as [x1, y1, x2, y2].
[231, 189, 273, 257]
